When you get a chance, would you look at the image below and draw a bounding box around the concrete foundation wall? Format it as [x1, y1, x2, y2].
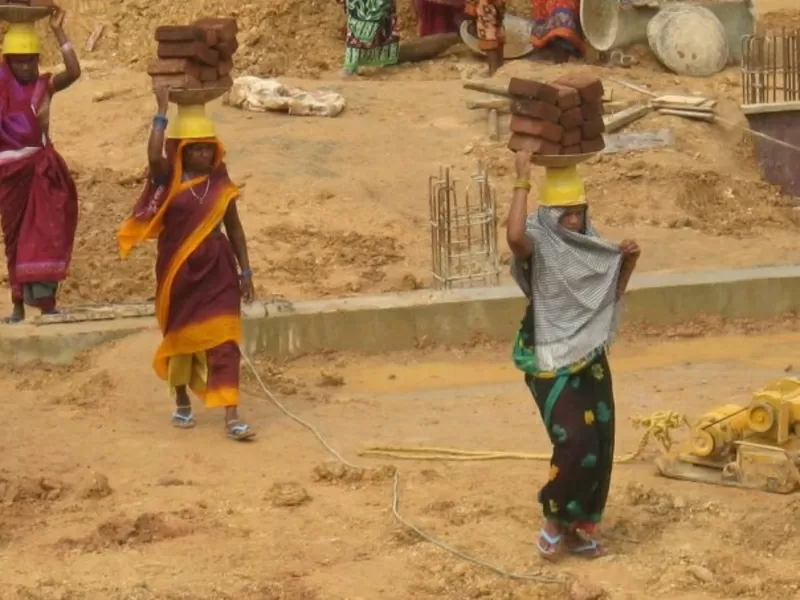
[2, 266, 799, 365]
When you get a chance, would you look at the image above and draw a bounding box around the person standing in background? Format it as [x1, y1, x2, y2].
[338, 0, 400, 75]
[469, 0, 586, 75]
[469, 0, 506, 75]
[530, 0, 586, 62]
[0, 7, 81, 323]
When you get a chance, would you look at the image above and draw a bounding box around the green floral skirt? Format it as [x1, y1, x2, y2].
[513, 330, 616, 527]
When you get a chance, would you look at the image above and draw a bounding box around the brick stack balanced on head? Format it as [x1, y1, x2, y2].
[5, 1, 55, 6]
[147, 17, 238, 91]
[507, 72, 606, 157]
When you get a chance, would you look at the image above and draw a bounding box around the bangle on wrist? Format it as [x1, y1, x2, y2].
[59, 41, 73, 54]
[513, 178, 531, 191]
[240, 268, 252, 278]
[152, 114, 168, 130]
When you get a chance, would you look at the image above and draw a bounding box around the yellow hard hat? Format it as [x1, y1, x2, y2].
[2, 23, 41, 56]
[539, 165, 586, 207]
[168, 103, 216, 140]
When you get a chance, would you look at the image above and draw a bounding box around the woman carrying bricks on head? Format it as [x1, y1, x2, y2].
[505, 149, 640, 559]
[337, 0, 400, 75]
[117, 87, 256, 442]
[0, 7, 81, 323]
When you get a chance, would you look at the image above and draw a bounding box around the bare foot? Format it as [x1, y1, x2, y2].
[3, 302, 24, 323]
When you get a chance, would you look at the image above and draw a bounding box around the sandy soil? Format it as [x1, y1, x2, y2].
[3, 1, 800, 598]
[1, 0, 800, 310]
[4, 328, 800, 599]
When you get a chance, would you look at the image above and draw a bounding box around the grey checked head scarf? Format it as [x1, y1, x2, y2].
[511, 206, 624, 371]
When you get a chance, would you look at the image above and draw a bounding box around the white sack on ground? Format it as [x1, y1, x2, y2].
[224, 76, 346, 118]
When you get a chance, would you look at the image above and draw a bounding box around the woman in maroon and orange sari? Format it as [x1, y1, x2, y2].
[0, 8, 81, 323]
[118, 88, 256, 442]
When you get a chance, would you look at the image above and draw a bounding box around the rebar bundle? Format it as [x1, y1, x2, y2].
[429, 165, 499, 290]
[741, 31, 800, 105]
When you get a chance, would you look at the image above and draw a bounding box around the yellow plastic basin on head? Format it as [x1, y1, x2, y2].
[2, 23, 41, 55]
[168, 104, 216, 140]
[539, 166, 586, 207]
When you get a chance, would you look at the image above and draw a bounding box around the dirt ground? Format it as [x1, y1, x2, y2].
[1, 0, 800, 308]
[5, 326, 800, 599]
[4, 0, 800, 598]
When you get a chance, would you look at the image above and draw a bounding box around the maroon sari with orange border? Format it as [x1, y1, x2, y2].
[0, 62, 79, 310]
[118, 138, 242, 408]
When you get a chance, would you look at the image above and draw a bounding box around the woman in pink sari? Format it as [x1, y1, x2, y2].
[0, 8, 81, 323]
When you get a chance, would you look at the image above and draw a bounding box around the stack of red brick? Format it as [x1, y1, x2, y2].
[148, 18, 238, 91]
[6, 0, 55, 6]
[507, 73, 606, 157]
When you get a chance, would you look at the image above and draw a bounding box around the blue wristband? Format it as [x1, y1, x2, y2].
[153, 114, 168, 129]
[240, 268, 252, 278]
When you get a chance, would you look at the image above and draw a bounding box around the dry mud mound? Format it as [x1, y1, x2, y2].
[44, 0, 541, 77]
[42, 0, 420, 78]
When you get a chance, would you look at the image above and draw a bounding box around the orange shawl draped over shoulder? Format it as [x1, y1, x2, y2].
[117, 138, 242, 385]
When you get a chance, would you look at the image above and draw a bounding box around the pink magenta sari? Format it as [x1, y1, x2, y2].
[0, 62, 78, 310]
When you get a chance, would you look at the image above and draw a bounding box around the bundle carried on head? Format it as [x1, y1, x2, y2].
[4, 0, 55, 6]
[506, 73, 606, 157]
[147, 17, 238, 91]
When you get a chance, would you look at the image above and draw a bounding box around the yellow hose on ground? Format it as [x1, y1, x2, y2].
[359, 410, 690, 464]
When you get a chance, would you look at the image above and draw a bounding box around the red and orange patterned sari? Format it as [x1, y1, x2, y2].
[118, 138, 242, 408]
[467, 0, 585, 56]
[530, 0, 586, 55]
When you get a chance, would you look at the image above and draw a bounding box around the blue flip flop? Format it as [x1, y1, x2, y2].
[226, 420, 256, 442]
[569, 538, 607, 559]
[536, 528, 562, 559]
[171, 411, 196, 429]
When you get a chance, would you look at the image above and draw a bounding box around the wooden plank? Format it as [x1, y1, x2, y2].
[85, 23, 104, 52]
[464, 79, 614, 102]
[466, 98, 511, 111]
[652, 94, 707, 106]
[603, 104, 652, 134]
[488, 108, 500, 141]
[650, 101, 714, 113]
[604, 76, 658, 98]
[398, 32, 460, 63]
[462, 80, 510, 98]
[658, 108, 716, 122]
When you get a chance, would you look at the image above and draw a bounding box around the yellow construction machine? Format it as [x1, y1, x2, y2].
[657, 377, 800, 494]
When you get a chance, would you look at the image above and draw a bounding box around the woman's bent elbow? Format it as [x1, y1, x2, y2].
[506, 235, 532, 258]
